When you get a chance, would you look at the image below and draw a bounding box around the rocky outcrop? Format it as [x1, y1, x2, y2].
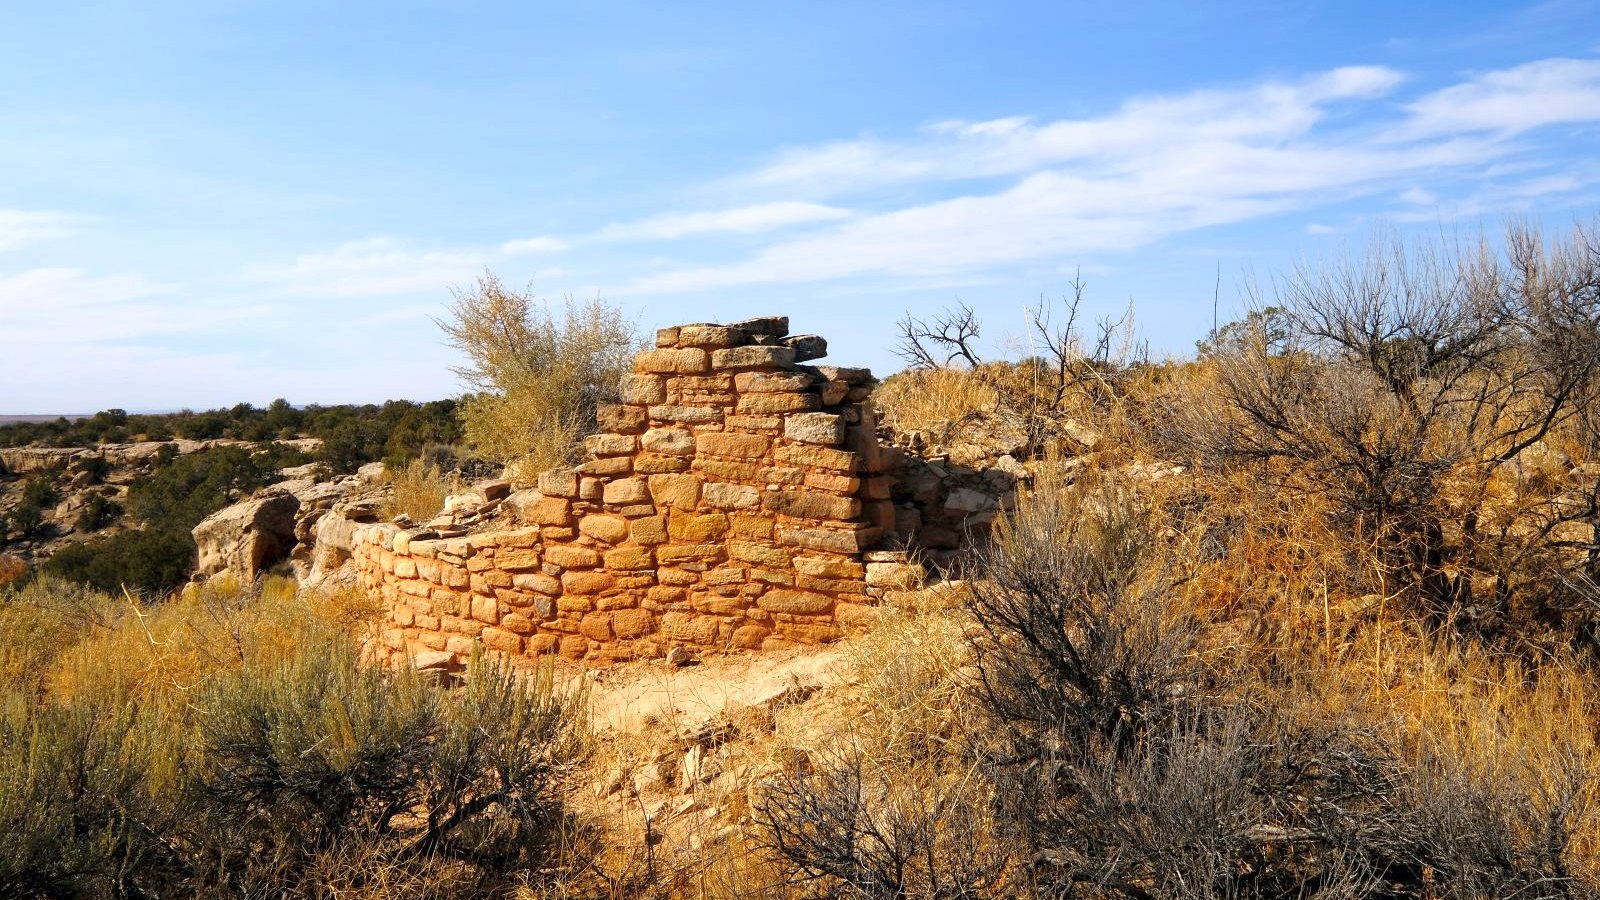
[192, 488, 301, 579]
[357, 316, 923, 671]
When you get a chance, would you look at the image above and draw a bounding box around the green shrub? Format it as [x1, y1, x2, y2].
[42, 527, 195, 596]
[74, 494, 119, 532]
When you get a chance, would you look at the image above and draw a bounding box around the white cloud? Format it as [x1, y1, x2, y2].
[622, 58, 1599, 295]
[500, 235, 569, 255]
[594, 201, 851, 241]
[259, 237, 487, 297]
[1401, 58, 1600, 137]
[1399, 186, 1437, 205]
[0, 209, 89, 251]
[737, 66, 1406, 196]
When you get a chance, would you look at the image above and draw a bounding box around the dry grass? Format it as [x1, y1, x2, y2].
[382, 457, 460, 522]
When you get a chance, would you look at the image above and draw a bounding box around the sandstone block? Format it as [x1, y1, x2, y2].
[603, 477, 650, 505]
[564, 570, 615, 595]
[470, 594, 499, 624]
[735, 371, 812, 393]
[730, 512, 775, 539]
[580, 456, 632, 476]
[677, 324, 742, 347]
[559, 635, 590, 660]
[758, 589, 835, 615]
[730, 540, 791, 568]
[513, 572, 562, 595]
[597, 404, 648, 434]
[649, 404, 724, 424]
[604, 546, 655, 569]
[585, 433, 636, 457]
[737, 393, 820, 415]
[669, 511, 728, 542]
[712, 345, 795, 369]
[641, 427, 695, 455]
[622, 374, 667, 405]
[805, 470, 860, 493]
[500, 613, 536, 635]
[775, 444, 858, 472]
[496, 547, 541, 571]
[646, 474, 704, 509]
[785, 412, 846, 445]
[545, 544, 600, 568]
[794, 554, 864, 579]
[636, 347, 710, 374]
[729, 315, 790, 338]
[633, 454, 691, 474]
[696, 432, 769, 459]
[731, 623, 771, 649]
[763, 490, 861, 521]
[655, 326, 680, 347]
[629, 515, 669, 545]
[579, 514, 629, 544]
[703, 482, 760, 509]
[612, 607, 654, 639]
[778, 524, 876, 553]
[512, 493, 573, 526]
[656, 543, 726, 564]
[783, 334, 827, 361]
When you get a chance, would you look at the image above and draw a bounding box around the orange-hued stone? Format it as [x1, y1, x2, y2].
[669, 511, 728, 542]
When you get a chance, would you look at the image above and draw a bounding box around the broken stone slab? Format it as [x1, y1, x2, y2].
[728, 315, 790, 340]
[783, 334, 827, 362]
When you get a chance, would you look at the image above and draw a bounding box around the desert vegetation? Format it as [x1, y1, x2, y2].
[439, 273, 639, 483]
[3, 222, 1599, 898]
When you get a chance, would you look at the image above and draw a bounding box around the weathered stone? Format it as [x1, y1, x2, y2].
[758, 589, 834, 615]
[597, 404, 648, 434]
[763, 490, 861, 521]
[784, 412, 846, 445]
[641, 427, 695, 455]
[585, 433, 636, 457]
[711, 345, 796, 369]
[647, 473, 702, 511]
[778, 524, 875, 553]
[603, 478, 650, 506]
[621, 374, 667, 405]
[579, 456, 633, 476]
[783, 334, 827, 362]
[676, 324, 742, 347]
[636, 348, 710, 374]
[734, 371, 812, 393]
[737, 393, 819, 415]
[629, 515, 669, 545]
[730, 540, 791, 568]
[564, 570, 615, 594]
[612, 608, 654, 639]
[579, 514, 630, 544]
[649, 404, 724, 424]
[633, 453, 691, 474]
[193, 488, 300, 579]
[481, 627, 523, 654]
[604, 546, 654, 569]
[703, 482, 760, 509]
[544, 544, 600, 568]
[794, 554, 863, 579]
[774, 444, 858, 472]
[728, 315, 789, 338]
[697, 432, 769, 459]
[669, 511, 728, 542]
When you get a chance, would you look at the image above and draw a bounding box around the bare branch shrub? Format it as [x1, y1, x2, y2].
[1157, 224, 1600, 640]
[896, 304, 984, 370]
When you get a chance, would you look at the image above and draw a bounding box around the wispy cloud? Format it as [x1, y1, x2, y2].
[618, 58, 1598, 294]
[594, 201, 850, 241]
[257, 237, 488, 298]
[1400, 58, 1600, 137]
[0, 209, 91, 252]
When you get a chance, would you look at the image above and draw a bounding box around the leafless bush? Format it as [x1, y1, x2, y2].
[1159, 223, 1600, 640]
[896, 304, 984, 370]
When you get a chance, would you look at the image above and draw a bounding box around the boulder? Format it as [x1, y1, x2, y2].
[193, 488, 301, 579]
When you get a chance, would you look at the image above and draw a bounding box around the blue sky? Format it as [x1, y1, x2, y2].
[3, 0, 1599, 413]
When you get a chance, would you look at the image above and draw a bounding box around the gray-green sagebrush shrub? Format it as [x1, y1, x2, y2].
[0, 619, 586, 899]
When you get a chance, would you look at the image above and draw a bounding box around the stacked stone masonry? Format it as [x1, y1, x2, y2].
[356, 317, 909, 669]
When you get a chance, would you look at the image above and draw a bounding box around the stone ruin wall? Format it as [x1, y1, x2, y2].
[353, 317, 918, 669]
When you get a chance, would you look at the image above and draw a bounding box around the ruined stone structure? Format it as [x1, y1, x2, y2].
[355, 317, 916, 669]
